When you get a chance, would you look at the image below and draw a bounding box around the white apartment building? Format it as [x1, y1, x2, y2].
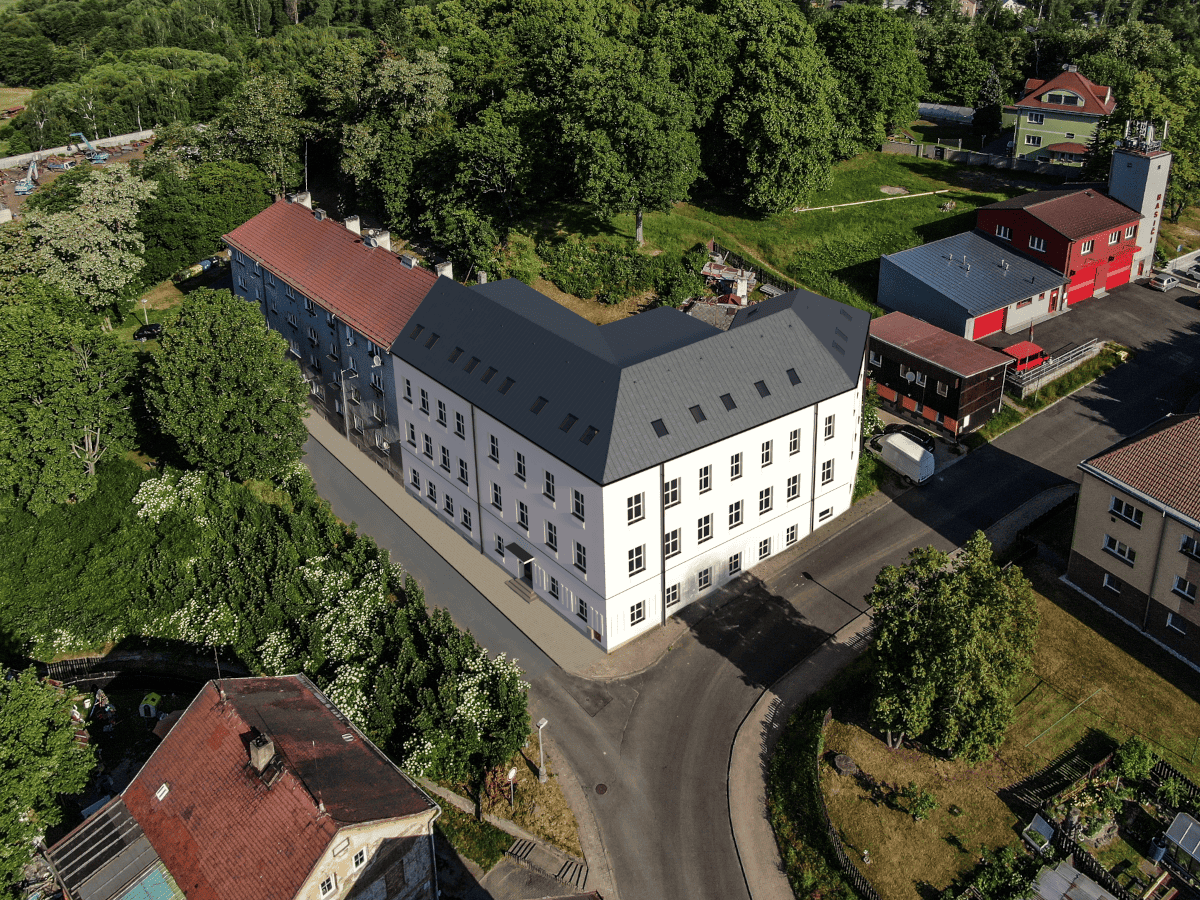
[392, 279, 869, 652]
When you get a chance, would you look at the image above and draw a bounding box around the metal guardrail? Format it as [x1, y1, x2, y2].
[1006, 339, 1104, 398]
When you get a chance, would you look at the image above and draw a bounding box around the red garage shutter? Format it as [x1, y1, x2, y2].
[971, 308, 1007, 339]
[1067, 278, 1093, 305]
[1106, 256, 1132, 290]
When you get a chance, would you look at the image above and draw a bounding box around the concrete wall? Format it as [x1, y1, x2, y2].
[881, 141, 1083, 180]
[0, 129, 155, 170]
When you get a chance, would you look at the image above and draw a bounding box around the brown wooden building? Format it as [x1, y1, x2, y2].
[867, 312, 1012, 437]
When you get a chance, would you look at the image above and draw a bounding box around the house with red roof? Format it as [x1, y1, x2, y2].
[1004, 66, 1115, 166]
[1066, 414, 1200, 668]
[224, 194, 441, 466]
[48, 676, 440, 900]
[867, 312, 1012, 437]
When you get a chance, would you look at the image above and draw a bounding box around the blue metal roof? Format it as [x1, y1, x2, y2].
[882, 230, 1067, 317]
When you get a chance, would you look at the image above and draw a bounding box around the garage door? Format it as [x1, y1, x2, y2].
[971, 307, 1006, 339]
[1067, 278, 1094, 305]
[1106, 257, 1132, 290]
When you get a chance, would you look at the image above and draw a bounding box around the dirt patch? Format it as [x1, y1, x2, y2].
[140, 280, 185, 310]
[880, 186, 910, 195]
[532, 277, 650, 325]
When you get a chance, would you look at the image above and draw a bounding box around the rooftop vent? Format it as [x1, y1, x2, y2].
[476, 271, 488, 285]
[400, 254, 418, 268]
[249, 734, 275, 773]
[344, 215, 361, 235]
[465, 357, 481, 373]
[289, 191, 312, 209]
[313, 208, 327, 222]
[480, 366, 497, 384]
[364, 230, 391, 252]
[449, 347, 463, 363]
[435, 260, 453, 281]
[498, 377, 515, 395]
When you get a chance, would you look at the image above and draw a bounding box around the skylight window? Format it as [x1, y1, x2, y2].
[720, 393, 736, 411]
[755, 380, 770, 398]
[580, 426, 599, 445]
[531, 396, 548, 414]
[448, 347, 463, 363]
[560, 414, 578, 432]
[409, 325, 424, 340]
[689, 405, 706, 423]
[480, 366, 497, 383]
[464, 357, 480, 373]
[787, 368, 801, 385]
[498, 377, 515, 394]
[839, 308, 853, 321]
[651, 419, 669, 438]
[832, 342, 845, 355]
[834, 327, 847, 341]
[425, 332, 439, 349]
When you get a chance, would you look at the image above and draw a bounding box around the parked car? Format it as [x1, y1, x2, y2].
[1148, 273, 1179, 292]
[134, 323, 162, 342]
[1185, 264, 1200, 281]
[883, 423, 937, 454]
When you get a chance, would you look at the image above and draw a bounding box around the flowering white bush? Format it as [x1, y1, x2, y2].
[132, 469, 210, 527]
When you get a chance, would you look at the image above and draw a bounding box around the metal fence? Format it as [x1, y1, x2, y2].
[1005, 339, 1104, 399]
[880, 141, 1083, 180]
[709, 240, 797, 298]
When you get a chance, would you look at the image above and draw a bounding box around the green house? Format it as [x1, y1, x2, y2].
[1002, 67, 1115, 166]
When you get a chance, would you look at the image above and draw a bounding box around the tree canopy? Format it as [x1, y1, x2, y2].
[147, 288, 308, 481]
[868, 531, 1039, 763]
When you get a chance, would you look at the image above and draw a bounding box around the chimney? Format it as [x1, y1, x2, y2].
[476, 271, 488, 285]
[435, 261, 454, 281]
[365, 230, 391, 252]
[313, 207, 327, 222]
[249, 733, 275, 773]
[289, 191, 312, 209]
[734, 276, 748, 302]
[399, 253, 417, 268]
[344, 215, 361, 235]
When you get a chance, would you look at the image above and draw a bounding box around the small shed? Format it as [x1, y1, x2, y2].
[1003, 341, 1047, 372]
[1164, 812, 1200, 881]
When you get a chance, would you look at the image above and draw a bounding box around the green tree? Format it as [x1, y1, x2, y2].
[219, 72, 309, 195]
[146, 288, 308, 481]
[816, 6, 927, 150]
[1112, 736, 1156, 783]
[869, 531, 1038, 763]
[974, 68, 1005, 138]
[23, 164, 157, 311]
[0, 304, 135, 515]
[0, 669, 97, 894]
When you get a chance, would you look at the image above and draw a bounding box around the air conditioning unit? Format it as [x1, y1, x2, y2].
[371, 354, 382, 367]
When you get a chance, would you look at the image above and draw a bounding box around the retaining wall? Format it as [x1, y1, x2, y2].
[0, 130, 156, 170]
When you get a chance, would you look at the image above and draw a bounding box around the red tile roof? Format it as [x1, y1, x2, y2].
[1045, 141, 1089, 154]
[984, 188, 1139, 240]
[123, 677, 434, 900]
[1014, 70, 1116, 117]
[224, 200, 439, 348]
[1001, 341, 1043, 361]
[1083, 414, 1200, 522]
[869, 312, 1012, 377]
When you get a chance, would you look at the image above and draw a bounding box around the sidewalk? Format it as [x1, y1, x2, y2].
[728, 483, 1078, 900]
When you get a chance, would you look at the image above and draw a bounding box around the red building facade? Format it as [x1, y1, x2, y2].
[976, 188, 1141, 306]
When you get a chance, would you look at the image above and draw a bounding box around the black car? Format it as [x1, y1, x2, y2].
[883, 423, 936, 454]
[134, 323, 163, 342]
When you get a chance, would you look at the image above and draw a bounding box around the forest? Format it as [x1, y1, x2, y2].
[3, 0, 1198, 274]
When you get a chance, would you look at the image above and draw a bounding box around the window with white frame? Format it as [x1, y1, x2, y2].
[1108, 231, 1120, 245]
[821, 460, 834, 485]
[824, 415, 835, 440]
[1103, 534, 1136, 565]
[1109, 496, 1143, 527]
[459, 459, 469, 485]
[789, 429, 801, 454]
[699, 465, 711, 493]
[288, 338, 300, 357]
[996, 224, 1012, 240]
[423, 435, 433, 459]
[698, 514, 713, 543]
[516, 452, 526, 481]
[1182, 535, 1200, 559]
[1174, 576, 1197, 602]
[573, 541, 587, 573]
[1081, 239, 1094, 255]
[406, 423, 416, 446]
[437, 400, 447, 425]
[518, 502, 529, 531]
[320, 876, 336, 897]
[573, 489, 585, 520]
[489, 435, 499, 462]
[549, 577, 560, 599]
[730, 453, 742, 479]
[819, 507, 833, 522]
[1124, 225, 1136, 239]
[1029, 235, 1046, 252]
[761, 440, 773, 467]
[1167, 612, 1188, 634]
[729, 501, 743, 528]
[664, 529, 680, 558]
[462, 508, 473, 531]
[914, 372, 927, 387]
[786, 524, 798, 546]
[1027, 112, 1044, 124]
[495, 535, 505, 556]
[628, 545, 645, 576]
[631, 601, 645, 625]
[759, 538, 771, 559]
[937, 381, 949, 397]
[491, 483, 502, 510]
[410, 469, 420, 490]
[455, 411, 465, 438]
[577, 597, 588, 621]
[759, 487, 773, 514]
[869, 350, 883, 366]
[665, 583, 680, 606]
[420, 388, 429, 413]
[1025, 134, 1042, 145]
[354, 849, 366, 869]
[664, 478, 680, 507]
[1102, 573, 1121, 593]
[787, 475, 800, 501]
[627, 493, 644, 523]
[546, 521, 558, 552]
[444, 494, 454, 517]
[729, 553, 742, 575]
[427, 481, 437, 503]
[544, 471, 556, 501]
[698, 567, 712, 590]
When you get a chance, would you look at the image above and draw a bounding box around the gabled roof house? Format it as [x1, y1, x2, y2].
[1005, 67, 1116, 166]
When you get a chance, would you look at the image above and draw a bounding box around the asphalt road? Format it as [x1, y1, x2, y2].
[303, 280, 1200, 900]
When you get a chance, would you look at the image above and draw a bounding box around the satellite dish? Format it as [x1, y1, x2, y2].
[905, 371, 917, 383]
[508, 767, 518, 782]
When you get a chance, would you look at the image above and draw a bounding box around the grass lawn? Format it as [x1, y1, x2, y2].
[1159, 204, 1200, 261]
[0, 86, 34, 156]
[434, 803, 512, 871]
[815, 565, 1200, 900]
[897, 119, 987, 152]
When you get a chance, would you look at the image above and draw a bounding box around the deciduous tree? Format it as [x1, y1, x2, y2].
[146, 288, 308, 481]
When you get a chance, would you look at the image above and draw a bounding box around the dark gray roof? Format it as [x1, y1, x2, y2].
[391, 279, 868, 484]
[48, 799, 163, 900]
[882, 230, 1067, 317]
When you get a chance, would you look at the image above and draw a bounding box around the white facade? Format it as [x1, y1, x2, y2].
[394, 355, 863, 652]
[1107, 144, 1172, 278]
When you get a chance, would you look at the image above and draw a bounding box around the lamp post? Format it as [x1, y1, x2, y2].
[536, 717, 549, 783]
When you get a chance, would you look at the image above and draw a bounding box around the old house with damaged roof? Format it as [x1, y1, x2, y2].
[48, 675, 440, 900]
[224, 197, 871, 653]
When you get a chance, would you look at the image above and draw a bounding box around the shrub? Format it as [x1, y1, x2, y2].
[1113, 736, 1157, 782]
[540, 238, 710, 306]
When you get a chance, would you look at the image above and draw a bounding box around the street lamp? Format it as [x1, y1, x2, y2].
[536, 717, 549, 783]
